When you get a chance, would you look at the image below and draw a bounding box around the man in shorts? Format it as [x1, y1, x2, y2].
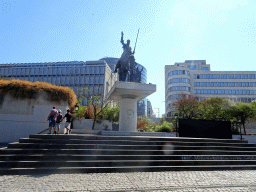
[47, 107, 59, 134]
[60, 109, 72, 134]
[55, 109, 63, 134]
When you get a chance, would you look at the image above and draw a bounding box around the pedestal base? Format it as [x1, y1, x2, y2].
[119, 98, 137, 132]
[106, 81, 156, 132]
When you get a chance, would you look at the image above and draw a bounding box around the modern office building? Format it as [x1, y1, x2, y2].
[0, 57, 148, 116]
[0, 60, 116, 106]
[100, 57, 148, 116]
[147, 99, 155, 117]
[165, 60, 256, 117]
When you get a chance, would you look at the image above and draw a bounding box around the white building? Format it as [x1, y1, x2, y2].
[165, 60, 256, 117]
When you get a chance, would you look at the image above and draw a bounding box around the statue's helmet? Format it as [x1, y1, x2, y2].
[127, 39, 130, 45]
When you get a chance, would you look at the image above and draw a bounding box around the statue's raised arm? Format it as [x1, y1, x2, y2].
[120, 31, 124, 45]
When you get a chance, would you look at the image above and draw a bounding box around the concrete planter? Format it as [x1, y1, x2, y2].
[73, 119, 112, 131]
[232, 135, 256, 144]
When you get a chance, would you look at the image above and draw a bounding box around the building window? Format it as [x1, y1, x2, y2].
[224, 82, 228, 87]
[239, 82, 242, 87]
[221, 75, 224, 79]
[235, 75, 237, 79]
[205, 68, 209, 71]
[232, 82, 235, 87]
[231, 75, 234, 79]
[214, 82, 217, 86]
[194, 74, 196, 79]
[204, 74, 207, 79]
[249, 75, 252, 79]
[211, 82, 214, 87]
[217, 75, 220, 79]
[242, 75, 245, 79]
[228, 75, 231, 79]
[238, 75, 241, 79]
[245, 75, 248, 79]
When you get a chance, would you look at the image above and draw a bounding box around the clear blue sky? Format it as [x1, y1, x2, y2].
[0, 0, 255, 117]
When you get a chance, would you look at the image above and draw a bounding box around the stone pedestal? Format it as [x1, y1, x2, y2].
[106, 81, 156, 132]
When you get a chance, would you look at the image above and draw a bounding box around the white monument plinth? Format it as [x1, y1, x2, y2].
[107, 81, 156, 132]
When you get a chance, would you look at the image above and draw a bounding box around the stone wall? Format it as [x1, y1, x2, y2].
[0, 92, 68, 143]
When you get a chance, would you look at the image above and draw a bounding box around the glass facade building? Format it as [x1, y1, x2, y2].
[165, 60, 256, 117]
[100, 57, 148, 116]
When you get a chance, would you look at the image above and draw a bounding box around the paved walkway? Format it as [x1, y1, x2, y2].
[1, 170, 256, 191]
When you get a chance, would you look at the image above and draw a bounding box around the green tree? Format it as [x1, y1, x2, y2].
[229, 102, 256, 135]
[97, 104, 120, 123]
[197, 97, 234, 120]
[171, 93, 200, 118]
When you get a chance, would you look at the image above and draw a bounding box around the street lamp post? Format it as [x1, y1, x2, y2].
[175, 113, 178, 137]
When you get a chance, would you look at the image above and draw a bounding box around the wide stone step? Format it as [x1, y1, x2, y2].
[29, 134, 248, 144]
[18, 138, 255, 147]
[1, 148, 256, 155]
[7, 143, 256, 151]
[2, 160, 256, 169]
[1, 155, 256, 161]
[1, 165, 256, 175]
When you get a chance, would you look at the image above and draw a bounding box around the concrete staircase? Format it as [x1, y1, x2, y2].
[1, 134, 256, 175]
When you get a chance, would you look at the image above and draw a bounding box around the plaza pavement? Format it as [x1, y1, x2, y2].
[1, 170, 256, 192]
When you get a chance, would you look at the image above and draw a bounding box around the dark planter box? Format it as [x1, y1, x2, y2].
[178, 118, 232, 139]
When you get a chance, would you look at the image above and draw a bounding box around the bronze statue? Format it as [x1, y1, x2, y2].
[114, 31, 132, 81]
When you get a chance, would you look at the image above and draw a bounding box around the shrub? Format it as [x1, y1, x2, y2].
[146, 122, 157, 132]
[137, 120, 148, 132]
[0, 79, 77, 111]
[75, 105, 87, 119]
[156, 121, 174, 132]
